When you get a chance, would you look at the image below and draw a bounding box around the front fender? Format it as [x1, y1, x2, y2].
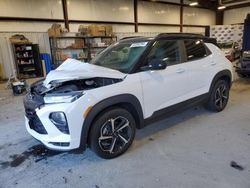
[79, 94, 144, 150]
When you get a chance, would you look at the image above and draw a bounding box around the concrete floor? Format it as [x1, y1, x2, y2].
[0, 78, 250, 188]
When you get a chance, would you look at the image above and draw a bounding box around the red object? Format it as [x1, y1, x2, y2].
[226, 55, 233, 62]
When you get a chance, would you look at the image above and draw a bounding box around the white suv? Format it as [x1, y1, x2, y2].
[24, 33, 233, 159]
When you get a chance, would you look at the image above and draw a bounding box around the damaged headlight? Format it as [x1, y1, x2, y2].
[44, 91, 84, 104]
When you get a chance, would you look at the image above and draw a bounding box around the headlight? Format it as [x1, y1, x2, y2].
[44, 91, 83, 104]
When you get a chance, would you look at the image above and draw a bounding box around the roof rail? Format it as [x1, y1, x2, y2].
[155, 33, 218, 46]
[120, 36, 144, 40]
[155, 33, 205, 39]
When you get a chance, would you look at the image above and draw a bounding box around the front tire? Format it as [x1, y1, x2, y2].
[205, 80, 230, 112]
[89, 108, 136, 159]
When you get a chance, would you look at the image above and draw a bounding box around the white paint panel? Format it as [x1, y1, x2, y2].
[138, 26, 180, 32]
[138, 1, 180, 24]
[68, 0, 134, 22]
[183, 7, 215, 25]
[224, 7, 250, 25]
[0, 21, 62, 32]
[69, 23, 134, 33]
[0, 0, 63, 19]
[183, 27, 205, 34]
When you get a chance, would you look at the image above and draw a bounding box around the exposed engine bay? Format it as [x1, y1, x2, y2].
[24, 59, 126, 109]
[31, 77, 122, 96]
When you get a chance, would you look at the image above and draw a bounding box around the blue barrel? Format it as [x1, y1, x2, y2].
[40, 53, 53, 74]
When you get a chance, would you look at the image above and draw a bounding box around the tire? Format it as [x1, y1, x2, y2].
[89, 108, 136, 159]
[205, 80, 230, 112]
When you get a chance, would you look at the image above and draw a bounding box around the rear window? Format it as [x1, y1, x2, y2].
[184, 40, 208, 61]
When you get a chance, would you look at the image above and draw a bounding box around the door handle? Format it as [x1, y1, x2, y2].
[176, 68, 185, 73]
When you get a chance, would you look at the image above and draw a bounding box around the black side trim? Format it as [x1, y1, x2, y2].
[79, 94, 144, 150]
[144, 93, 209, 125]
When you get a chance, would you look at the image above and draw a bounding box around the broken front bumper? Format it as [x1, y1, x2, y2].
[23, 92, 89, 151]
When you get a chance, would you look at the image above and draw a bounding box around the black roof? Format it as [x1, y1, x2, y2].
[119, 36, 153, 43]
[155, 33, 206, 39]
[119, 33, 217, 46]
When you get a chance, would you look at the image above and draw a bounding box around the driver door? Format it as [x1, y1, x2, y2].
[138, 40, 190, 118]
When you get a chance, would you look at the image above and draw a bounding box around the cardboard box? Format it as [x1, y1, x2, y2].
[105, 25, 113, 36]
[78, 25, 88, 35]
[0, 63, 4, 79]
[88, 25, 105, 36]
[48, 28, 61, 37]
[74, 39, 85, 48]
[9, 38, 30, 44]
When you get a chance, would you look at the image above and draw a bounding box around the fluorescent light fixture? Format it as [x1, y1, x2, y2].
[189, 2, 198, 6]
[218, 5, 226, 10]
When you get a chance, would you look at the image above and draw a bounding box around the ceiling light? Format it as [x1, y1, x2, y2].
[218, 5, 226, 10]
[189, 2, 198, 6]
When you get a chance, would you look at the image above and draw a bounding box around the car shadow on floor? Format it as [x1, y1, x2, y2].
[134, 106, 212, 145]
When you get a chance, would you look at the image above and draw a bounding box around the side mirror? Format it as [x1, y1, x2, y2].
[140, 59, 167, 71]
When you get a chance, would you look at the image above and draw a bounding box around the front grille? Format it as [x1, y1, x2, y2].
[26, 109, 47, 135]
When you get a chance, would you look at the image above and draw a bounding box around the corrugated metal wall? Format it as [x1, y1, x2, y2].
[0, 32, 50, 79]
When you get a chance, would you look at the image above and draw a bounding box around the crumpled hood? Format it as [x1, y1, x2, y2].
[43, 58, 126, 88]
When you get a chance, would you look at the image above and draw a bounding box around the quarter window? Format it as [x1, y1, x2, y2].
[184, 40, 207, 61]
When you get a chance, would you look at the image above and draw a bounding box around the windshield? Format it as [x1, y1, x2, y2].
[90, 41, 149, 73]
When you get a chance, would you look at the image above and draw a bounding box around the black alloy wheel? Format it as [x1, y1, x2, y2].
[89, 108, 136, 159]
[206, 79, 230, 112]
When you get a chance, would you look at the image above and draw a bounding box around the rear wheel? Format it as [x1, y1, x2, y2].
[205, 80, 230, 112]
[89, 108, 136, 159]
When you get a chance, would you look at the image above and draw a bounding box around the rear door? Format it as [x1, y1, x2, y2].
[182, 39, 213, 96]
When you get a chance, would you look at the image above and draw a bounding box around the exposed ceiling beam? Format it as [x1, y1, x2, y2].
[0, 17, 64, 22]
[224, 2, 250, 9]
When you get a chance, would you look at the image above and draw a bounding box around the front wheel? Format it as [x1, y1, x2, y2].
[205, 80, 230, 112]
[89, 108, 136, 159]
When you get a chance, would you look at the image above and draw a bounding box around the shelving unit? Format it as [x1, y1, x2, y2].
[49, 35, 116, 67]
[12, 43, 43, 79]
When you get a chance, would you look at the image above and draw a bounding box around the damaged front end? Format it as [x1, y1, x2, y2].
[25, 59, 126, 106]
[41, 77, 122, 104]
[24, 77, 122, 134]
[23, 59, 126, 149]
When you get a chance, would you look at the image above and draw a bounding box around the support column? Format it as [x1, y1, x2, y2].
[134, 0, 138, 32]
[62, 0, 69, 31]
[180, 0, 183, 32]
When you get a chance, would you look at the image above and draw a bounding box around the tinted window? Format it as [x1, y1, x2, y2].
[184, 40, 207, 61]
[146, 40, 181, 66]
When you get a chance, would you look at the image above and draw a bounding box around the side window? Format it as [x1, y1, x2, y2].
[184, 40, 207, 61]
[146, 40, 181, 66]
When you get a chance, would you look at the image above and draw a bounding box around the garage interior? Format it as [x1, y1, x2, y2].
[0, 0, 250, 187]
